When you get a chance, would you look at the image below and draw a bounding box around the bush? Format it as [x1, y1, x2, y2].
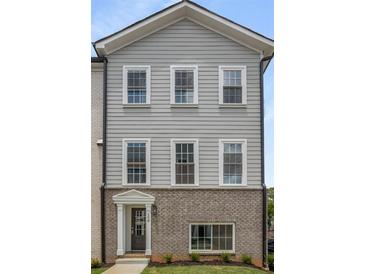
[91, 258, 101, 268]
[241, 254, 252, 265]
[190, 252, 200, 262]
[268, 253, 274, 271]
[162, 253, 173, 264]
[220, 252, 231, 263]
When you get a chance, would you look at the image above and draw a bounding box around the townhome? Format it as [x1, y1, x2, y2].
[91, 0, 273, 267]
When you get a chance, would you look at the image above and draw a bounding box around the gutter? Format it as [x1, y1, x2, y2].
[259, 54, 273, 268]
[100, 57, 108, 263]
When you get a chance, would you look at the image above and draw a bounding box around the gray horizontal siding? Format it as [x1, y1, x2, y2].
[106, 19, 262, 187]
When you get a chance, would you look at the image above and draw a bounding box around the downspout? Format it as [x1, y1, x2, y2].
[100, 57, 108, 264]
[259, 54, 273, 268]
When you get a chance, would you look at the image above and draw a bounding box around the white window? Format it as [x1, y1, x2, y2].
[170, 65, 198, 105]
[219, 139, 247, 186]
[219, 66, 247, 105]
[171, 139, 199, 186]
[122, 139, 151, 185]
[189, 223, 235, 253]
[123, 66, 151, 105]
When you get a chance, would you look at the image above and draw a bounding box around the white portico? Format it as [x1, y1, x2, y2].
[112, 190, 155, 256]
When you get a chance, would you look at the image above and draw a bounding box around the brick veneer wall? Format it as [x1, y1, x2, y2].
[104, 188, 263, 266]
[91, 64, 103, 260]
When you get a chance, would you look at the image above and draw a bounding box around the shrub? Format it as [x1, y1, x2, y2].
[162, 253, 173, 264]
[91, 258, 101, 268]
[190, 252, 200, 262]
[241, 254, 252, 265]
[220, 252, 231, 263]
[268, 253, 274, 271]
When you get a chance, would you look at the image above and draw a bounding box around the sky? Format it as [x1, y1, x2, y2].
[92, 0, 274, 187]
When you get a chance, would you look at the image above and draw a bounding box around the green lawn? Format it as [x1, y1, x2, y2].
[142, 265, 270, 274]
[91, 267, 109, 274]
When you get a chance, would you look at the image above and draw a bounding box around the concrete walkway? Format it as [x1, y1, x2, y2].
[102, 258, 149, 274]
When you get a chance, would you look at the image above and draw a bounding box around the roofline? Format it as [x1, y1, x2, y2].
[93, 0, 273, 45]
[91, 57, 106, 63]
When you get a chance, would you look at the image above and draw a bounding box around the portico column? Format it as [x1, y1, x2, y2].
[116, 204, 125, 256]
[145, 203, 152, 255]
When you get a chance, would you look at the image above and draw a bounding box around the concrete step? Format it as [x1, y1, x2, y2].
[115, 258, 150, 265]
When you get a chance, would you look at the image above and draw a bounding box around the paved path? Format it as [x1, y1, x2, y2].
[102, 263, 147, 274]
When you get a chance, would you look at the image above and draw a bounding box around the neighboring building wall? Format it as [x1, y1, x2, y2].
[91, 62, 103, 260]
[104, 189, 263, 266]
[105, 19, 262, 188]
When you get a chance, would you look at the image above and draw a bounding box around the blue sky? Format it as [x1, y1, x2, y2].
[92, 0, 274, 187]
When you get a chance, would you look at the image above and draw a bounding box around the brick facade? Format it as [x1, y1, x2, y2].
[104, 188, 263, 266]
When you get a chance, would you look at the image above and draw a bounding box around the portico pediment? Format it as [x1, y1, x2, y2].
[112, 189, 155, 205]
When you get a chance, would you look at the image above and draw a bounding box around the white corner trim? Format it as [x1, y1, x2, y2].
[170, 65, 199, 105]
[122, 65, 151, 105]
[218, 65, 247, 105]
[188, 223, 236, 254]
[219, 139, 247, 187]
[122, 138, 151, 186]
[170, 138, 199, 186]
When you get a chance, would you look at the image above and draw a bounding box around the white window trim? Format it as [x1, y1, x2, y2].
[122, 138, 151, 186]
[170, 139, 199, 186]
[170, 65, 199, 105]
[219, 139, 247, 186]
[123, 65, 151, 105]
[188, 223, 235, 254]
[218, 65, 247, 105]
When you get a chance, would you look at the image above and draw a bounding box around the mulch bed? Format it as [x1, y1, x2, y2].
[149, 260, 263, 270]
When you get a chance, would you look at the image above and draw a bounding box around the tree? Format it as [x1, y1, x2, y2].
[267, 187, 274, 230]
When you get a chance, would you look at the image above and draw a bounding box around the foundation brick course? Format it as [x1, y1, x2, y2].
[104, 188, 263, 266]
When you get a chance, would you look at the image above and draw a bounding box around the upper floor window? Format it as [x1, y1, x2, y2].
[171, 139, 199, 186]
[219, 139, 247, 186]
[219, 66, 247, 105]
[123, 66, 151, 105]
[170, 65, 198, 105]
[122, 139, 150, 185]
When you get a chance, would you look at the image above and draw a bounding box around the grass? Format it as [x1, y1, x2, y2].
[91, 267, 109, 274]
[142, 265, 270, 274]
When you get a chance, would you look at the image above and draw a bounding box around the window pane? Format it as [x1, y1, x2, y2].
[191, 238, 197, 250]
[192, 225, 198, 237]
[175, 70, 194, 104]
[223, 87, 242, 104]
[127, 142, 146, 184]
[213, 237, 219, 250]
[127, 70, 147, 104]
[175, 143, 194, 184]
[226, 238, 233, 250]
[220, 238, 226, 250]
[223, 143, 243, 184]
[226, 225, 232, 237]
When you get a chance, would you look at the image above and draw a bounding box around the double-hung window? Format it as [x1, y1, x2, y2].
[122, 139, 150, 185]
[219, 66, 247, 105]
[123, 66, 151, 105]
[219, 139, 247, 186]
[171, 139, 199, 185]
[190, 223, 235, 253]
[170, 65, 198, 105]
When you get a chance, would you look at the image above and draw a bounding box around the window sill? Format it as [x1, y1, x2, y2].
[189, 250, 235, 255]
[219, 104, 246, 108]
[170, 104, 199, 108]
[123, 104, 151, 108]
[219, 184, 248, 187]
[172, 184, 199, 187]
